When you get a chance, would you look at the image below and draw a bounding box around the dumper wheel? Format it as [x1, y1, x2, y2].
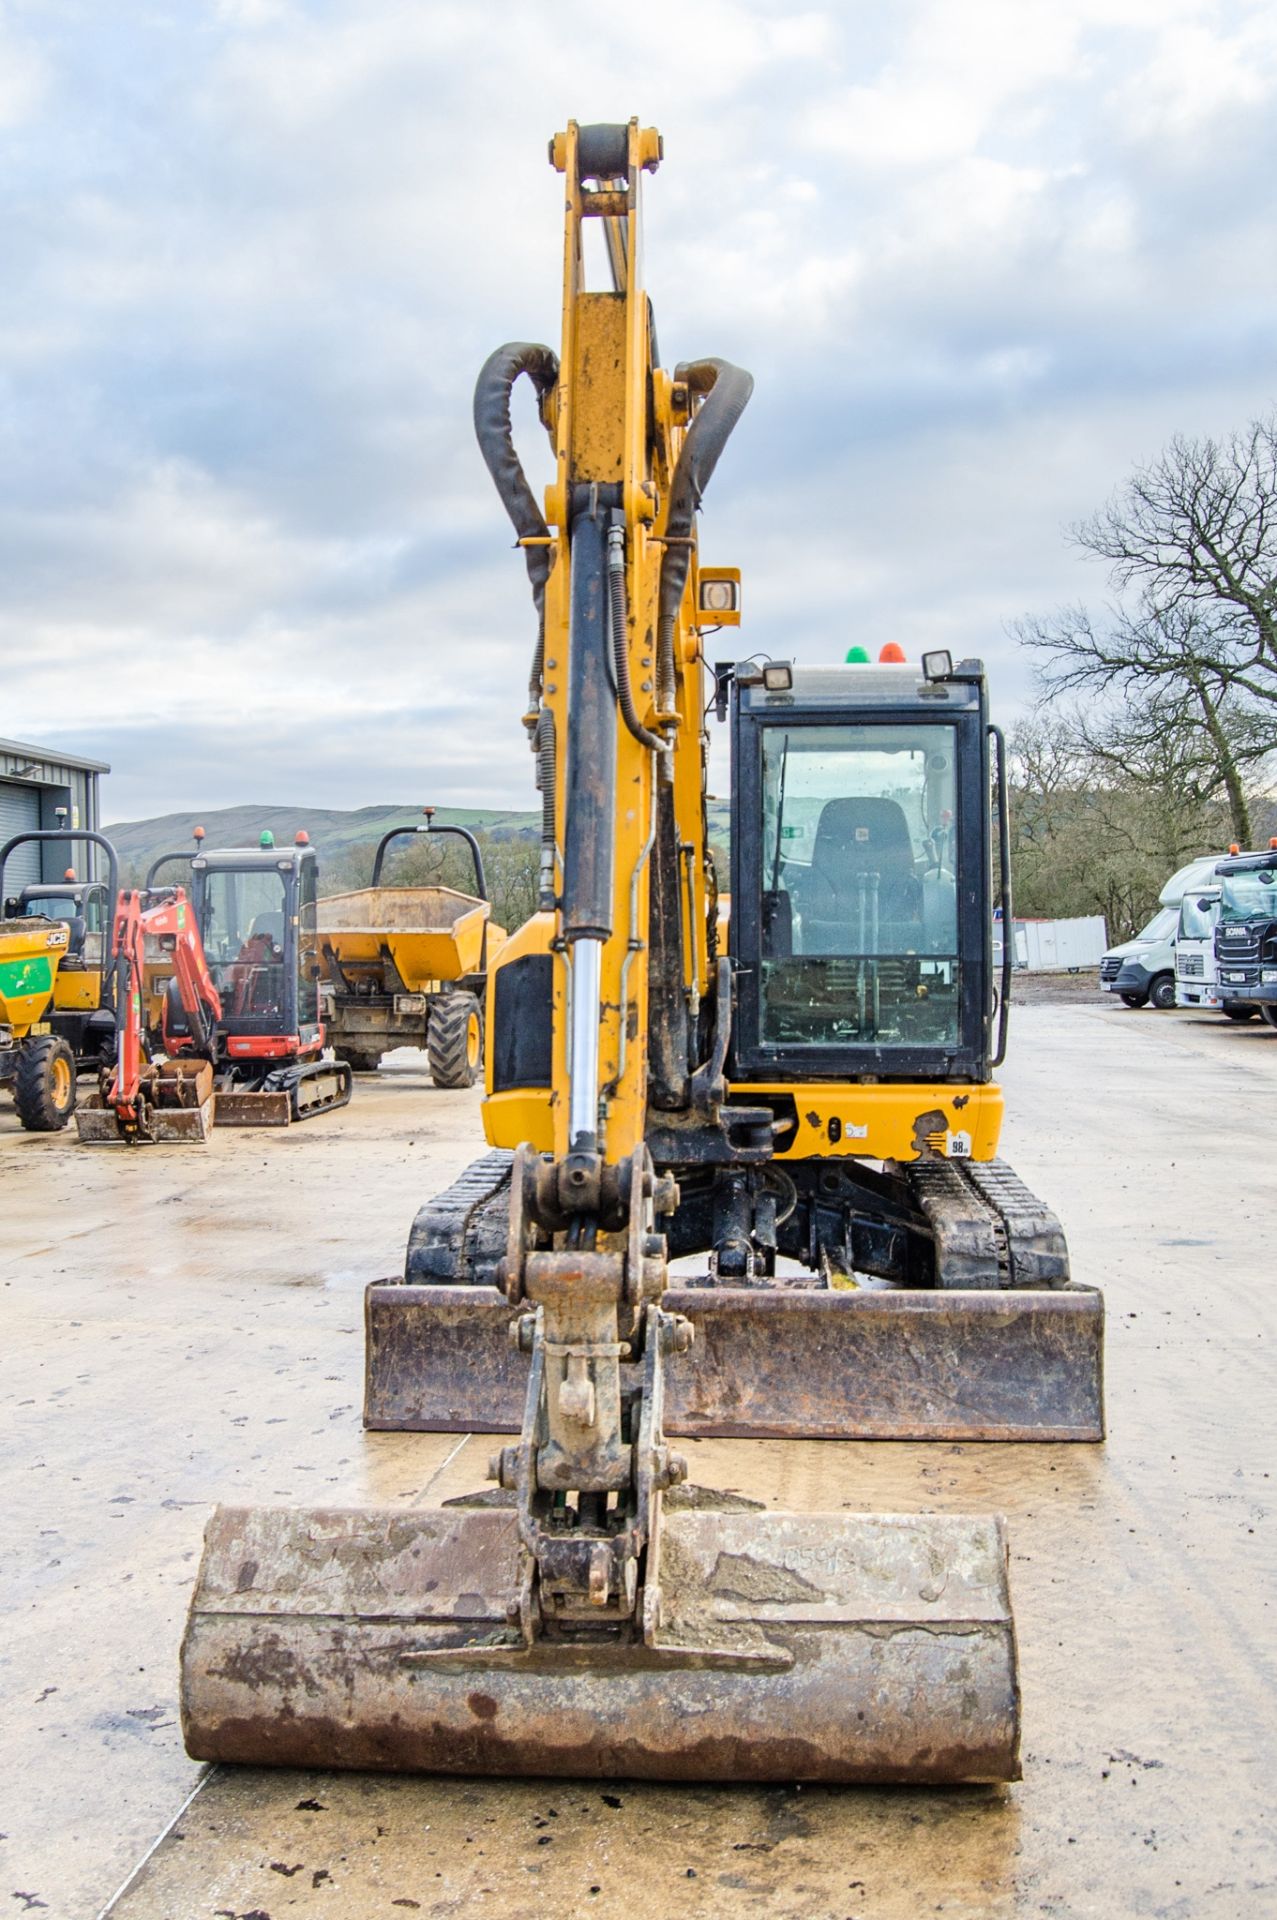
[14, 1035, 77, 1132]
[1259, 1004, 1277, 1031]
[427, 994, 482, 1089]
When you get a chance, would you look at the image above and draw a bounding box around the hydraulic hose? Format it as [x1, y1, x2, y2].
[607, 523, 667, 754]
[473, 342, 560, 715]
[657, 358, 754, 712]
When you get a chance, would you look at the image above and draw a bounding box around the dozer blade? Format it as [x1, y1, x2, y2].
[365, 1281, 1105, 1443]
[180, 1501, 1019, 1783]
[212, 1089, 293, 1127]
[213, 1059, 353, 1127]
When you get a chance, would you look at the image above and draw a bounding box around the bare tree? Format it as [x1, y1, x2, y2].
[1007, 700, 1252, 938]
[1015, 411, 1277, 843]
[1076, 414, 1277, 688]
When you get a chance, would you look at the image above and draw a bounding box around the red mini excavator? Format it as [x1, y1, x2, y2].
[81, 884, 222, 1143]
[78, 832, 352, 1143]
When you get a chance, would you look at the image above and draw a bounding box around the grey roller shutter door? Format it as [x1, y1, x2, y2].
[0, 784, 41, 895]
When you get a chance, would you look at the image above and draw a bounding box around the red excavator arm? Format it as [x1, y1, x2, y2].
[104, 886, 222, 1131]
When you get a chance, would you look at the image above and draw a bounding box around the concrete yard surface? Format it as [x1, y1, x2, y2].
[1, 1009, 1275, 1919]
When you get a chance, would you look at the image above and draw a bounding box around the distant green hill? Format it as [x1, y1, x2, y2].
[103, 796, 735, 894]
[103, 803, 539, 884]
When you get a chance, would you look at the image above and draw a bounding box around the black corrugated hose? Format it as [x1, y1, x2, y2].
[656, 358, 754, 712]
[473, 342, 560, 715]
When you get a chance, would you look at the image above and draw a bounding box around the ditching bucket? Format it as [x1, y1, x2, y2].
[76, 1058, 214, 1144]
[180, 1501, 1019, 1784]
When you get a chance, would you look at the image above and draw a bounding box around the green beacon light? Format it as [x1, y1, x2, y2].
[845, 645, 870, 664]
[259, 830, 275, 849]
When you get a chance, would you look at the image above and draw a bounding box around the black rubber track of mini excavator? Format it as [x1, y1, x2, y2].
[906, 1157, 1010, 1290]
[959, 1157, 1071, 1288]
[404, 1149, 514, 1285]
[907, 1156, 1070, 1291]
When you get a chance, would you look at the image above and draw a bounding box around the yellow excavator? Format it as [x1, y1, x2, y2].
[181, 122, 1104, 1784]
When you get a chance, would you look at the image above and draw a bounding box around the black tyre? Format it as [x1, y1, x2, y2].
[427, 994, 482, 1089]
[14, 1035, 77, 1132]
[1149, 974, 1177, 1010]
[336, 1046, 382, 1073]
[1259, 1004, 1277, 1031]
[1119, 991, 1148, 1009]
[1224, 1007, 1257, 1022]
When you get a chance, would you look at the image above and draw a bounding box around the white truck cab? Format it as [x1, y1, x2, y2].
[1174, 886, 1221, 1010]
[1099, 855, 1224, 1010]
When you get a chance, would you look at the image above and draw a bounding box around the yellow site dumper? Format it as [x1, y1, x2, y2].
[0, 828, 120, 1130]
[318, 818, 504, 1087]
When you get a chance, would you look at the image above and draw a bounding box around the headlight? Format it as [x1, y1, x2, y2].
[1263, 968, 1277, 984]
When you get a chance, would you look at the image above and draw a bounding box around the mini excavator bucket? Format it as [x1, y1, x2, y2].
[181, 1501, 1018, 1783]
[76, 1058, 214, 1144]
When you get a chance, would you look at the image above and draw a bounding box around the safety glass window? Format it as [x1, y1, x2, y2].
[202, 870, 288, 1020]
[759, 723, 960, 1047]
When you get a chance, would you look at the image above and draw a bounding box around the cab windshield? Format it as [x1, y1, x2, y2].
[201, 867, 288, 1019]
[1178, 894, 1218, 940]
[759, 722, 960, 1047]
[23, 894, 79, 922]
[1219, 869, 1277, 922]
[1135, 908, 1177, 944]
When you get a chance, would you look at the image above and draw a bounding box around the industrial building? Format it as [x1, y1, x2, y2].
[0, 736, 110, 888]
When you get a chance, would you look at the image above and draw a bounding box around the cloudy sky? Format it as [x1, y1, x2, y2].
[4, 0, 1277, 823]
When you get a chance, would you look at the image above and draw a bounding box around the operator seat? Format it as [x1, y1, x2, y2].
[246, 911, 284, 950]
[228, 910, 286, 1017]
[796, 797, 922, 954]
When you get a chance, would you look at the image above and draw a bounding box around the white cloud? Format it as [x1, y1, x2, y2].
[1, 0, 1276, 819]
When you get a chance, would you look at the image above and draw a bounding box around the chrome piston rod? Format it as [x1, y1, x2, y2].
[568, 934, 603, 1149]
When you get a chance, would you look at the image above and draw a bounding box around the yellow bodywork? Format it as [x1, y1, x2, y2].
[762, 1082, 1003, 1163]
[52, 962, 102, 1014]
[0, 918, 70, 1034]
[317, 887, 505, 993]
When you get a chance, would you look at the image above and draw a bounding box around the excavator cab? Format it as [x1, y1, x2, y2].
[733, 661, 989, 1074]
[177, 837, 344, 1123]
[190, 843, 319, 1041]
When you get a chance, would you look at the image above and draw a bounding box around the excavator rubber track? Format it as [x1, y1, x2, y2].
[403, 1149, 513, 1283]
[907, 1155, 1071, 1290]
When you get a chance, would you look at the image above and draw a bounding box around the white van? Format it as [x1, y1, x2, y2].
[1098, 855, 1225, 1010]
